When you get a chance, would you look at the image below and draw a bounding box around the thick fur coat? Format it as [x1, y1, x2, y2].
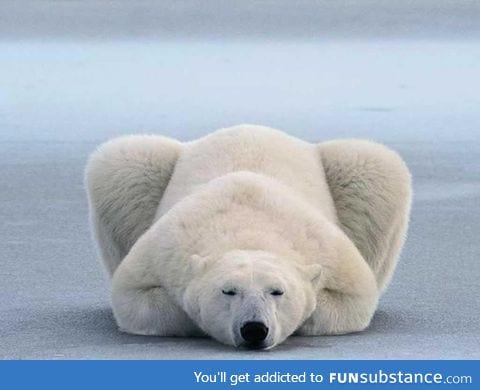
[85, 125, 411, 348]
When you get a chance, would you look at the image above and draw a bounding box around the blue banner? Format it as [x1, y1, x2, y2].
[1, 360, 477, 389]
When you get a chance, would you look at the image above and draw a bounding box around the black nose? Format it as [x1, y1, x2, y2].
[240, 322, 268, 343]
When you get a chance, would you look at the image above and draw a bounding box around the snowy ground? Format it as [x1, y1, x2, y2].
[1, 1, 479, 359]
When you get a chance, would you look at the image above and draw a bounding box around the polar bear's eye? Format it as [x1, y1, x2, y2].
[222, 289, 237, 296]
[271, 289, 284, 296]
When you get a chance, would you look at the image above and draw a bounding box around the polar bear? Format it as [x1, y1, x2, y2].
[85, 125, 411, 349]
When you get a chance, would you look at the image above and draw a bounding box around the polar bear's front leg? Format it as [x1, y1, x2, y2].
[111, 253, 202, 337]
[297, 240, 379, 336]
[85, 135, 182, 276]
[318, 139, 412, 292]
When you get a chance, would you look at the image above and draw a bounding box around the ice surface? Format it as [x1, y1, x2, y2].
[1, 40, 480, 144]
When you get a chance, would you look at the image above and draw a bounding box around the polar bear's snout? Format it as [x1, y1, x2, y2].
[231, 296, 276, 349]
[240, 321, 269, 347]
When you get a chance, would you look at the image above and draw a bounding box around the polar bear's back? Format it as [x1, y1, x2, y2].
[156, 125, 337, 221]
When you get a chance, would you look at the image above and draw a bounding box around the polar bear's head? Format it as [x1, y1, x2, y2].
[183, 250, 320, 349]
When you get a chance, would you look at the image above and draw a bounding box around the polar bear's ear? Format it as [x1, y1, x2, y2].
[297, 263, 322, 282]
[190, 254, 208, 274]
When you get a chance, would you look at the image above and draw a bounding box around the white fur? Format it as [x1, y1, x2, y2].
[85, 125, 411, 348]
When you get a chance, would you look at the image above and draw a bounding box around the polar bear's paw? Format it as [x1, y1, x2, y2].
[113, 285, 203, 337]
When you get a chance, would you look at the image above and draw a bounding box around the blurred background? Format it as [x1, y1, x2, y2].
[1, 1, 479, 359]
[2, 0, 480, 143]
